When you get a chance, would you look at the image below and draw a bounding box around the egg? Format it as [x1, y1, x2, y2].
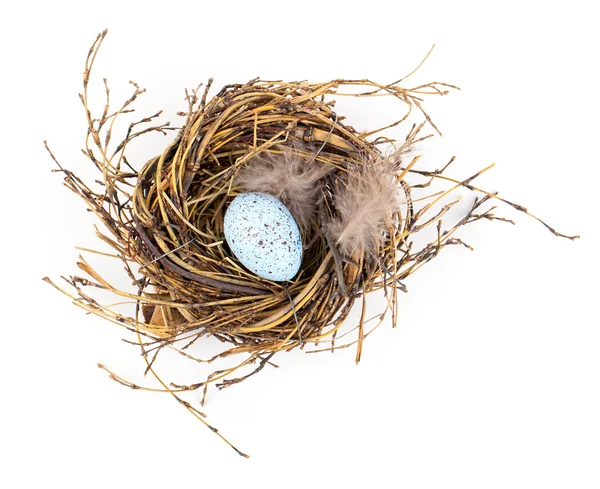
[224, 192, 303, 282]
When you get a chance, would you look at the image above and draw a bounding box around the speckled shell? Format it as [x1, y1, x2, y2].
[224, 192, 303, 282]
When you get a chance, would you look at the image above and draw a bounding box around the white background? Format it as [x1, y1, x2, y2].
[1, 1, 598, 488]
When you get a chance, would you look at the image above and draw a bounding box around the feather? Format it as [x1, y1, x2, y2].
[326, 156, 400, 259]
[234, 142, 332, 229]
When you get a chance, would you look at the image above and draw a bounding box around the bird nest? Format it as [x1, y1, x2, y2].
[44, 31, 577, 457]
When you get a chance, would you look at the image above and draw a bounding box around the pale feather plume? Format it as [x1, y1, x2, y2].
[326, 156, 400, 258]
[234, 143, 332, 229]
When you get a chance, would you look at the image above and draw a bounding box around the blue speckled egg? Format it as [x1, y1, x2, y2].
[224, 192, 303, 282]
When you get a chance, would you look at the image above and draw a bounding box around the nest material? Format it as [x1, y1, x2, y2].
[44, 31, 578, 456]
